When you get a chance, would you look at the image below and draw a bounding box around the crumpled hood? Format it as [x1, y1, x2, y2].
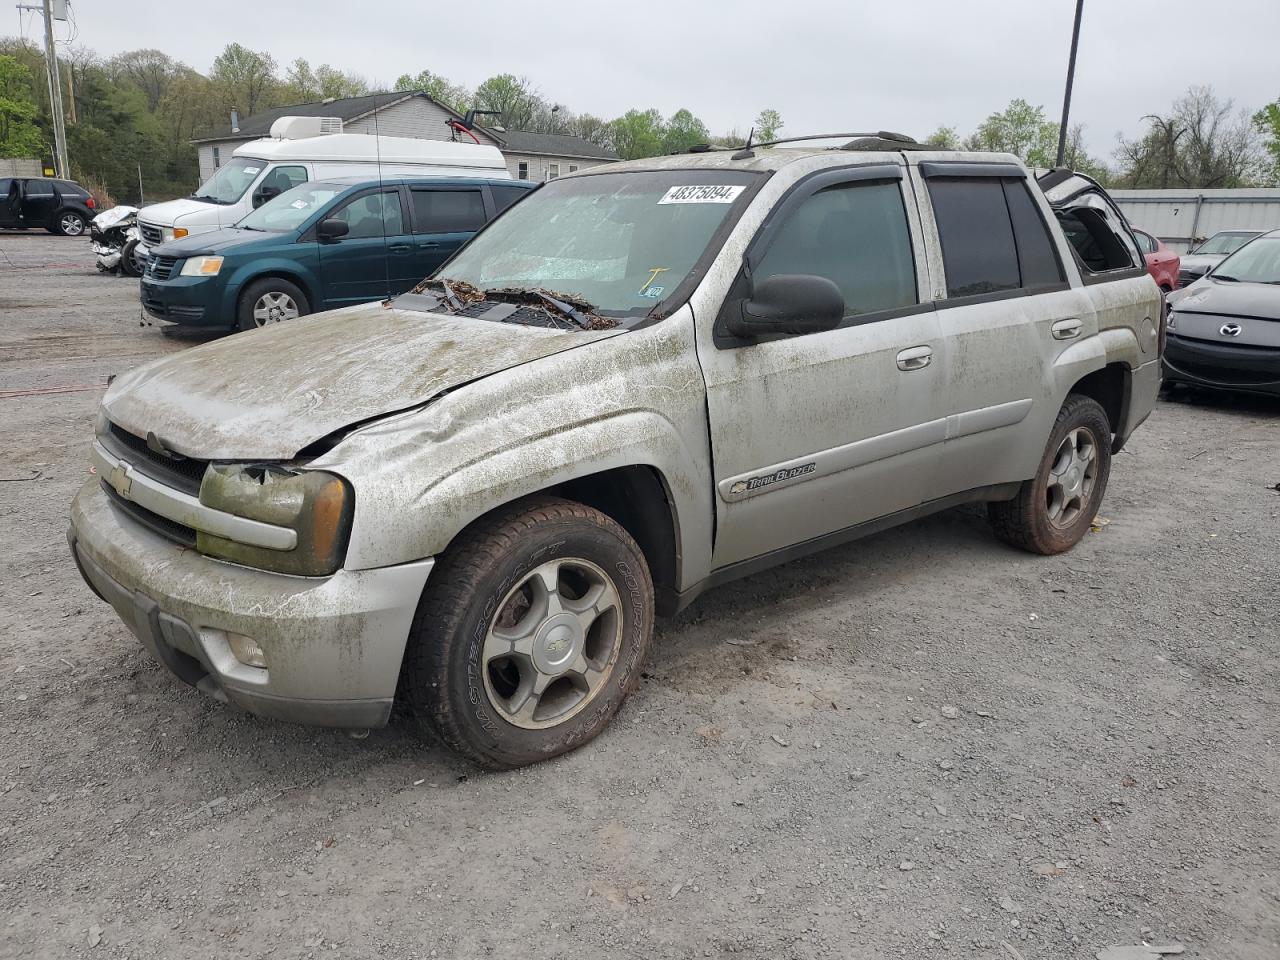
[103, 303, 621, 460]
[1170, 278, 1280, 321]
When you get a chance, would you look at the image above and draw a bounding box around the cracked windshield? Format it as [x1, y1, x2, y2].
[438, 170, 759, 315]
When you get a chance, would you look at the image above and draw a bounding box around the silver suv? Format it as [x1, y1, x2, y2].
[69, 138, 1161, 768]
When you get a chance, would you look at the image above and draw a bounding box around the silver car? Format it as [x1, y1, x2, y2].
[69, 140, 1161, 768]
[1178, 229, 1266, 286]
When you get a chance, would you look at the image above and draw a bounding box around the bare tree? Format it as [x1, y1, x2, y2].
[1115, 86, 1264, 188]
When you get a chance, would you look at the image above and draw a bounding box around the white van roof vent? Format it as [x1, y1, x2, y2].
[268, 116, 344, 141]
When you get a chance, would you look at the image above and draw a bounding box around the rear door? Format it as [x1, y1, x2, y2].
[406, 183, 490, 281]
[20, 178, 58, 227]
[910, 161, 1097, 497]
[316, 186, 411, 307]
[698, 164, 949, 569]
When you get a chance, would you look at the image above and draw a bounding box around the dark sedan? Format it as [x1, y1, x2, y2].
[1164, 229, 1280, 397]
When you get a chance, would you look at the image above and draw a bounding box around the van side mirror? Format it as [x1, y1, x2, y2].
[317, 218, 349, 241]
[252, 185, 282, 209]
[727, 274, 844, 339]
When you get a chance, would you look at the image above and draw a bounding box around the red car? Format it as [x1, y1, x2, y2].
[1132, 228, 1180, 294]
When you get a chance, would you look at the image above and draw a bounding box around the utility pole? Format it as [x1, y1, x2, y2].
[17, 0, 69, 176]
[41, 0, 69, 178]
[1055, 0, 1085, 168]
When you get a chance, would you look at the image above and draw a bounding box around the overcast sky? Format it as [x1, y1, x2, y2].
[24, 0, 1280, 158]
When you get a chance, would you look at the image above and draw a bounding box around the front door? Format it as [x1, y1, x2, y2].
[697, 168, 949, 570]
[406, 184, 490, 285]
[317, 187, 411, 308]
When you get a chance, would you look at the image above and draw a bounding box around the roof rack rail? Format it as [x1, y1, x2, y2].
[692, 131, 921, 159]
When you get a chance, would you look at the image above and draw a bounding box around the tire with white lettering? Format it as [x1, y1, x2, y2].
[987, 394, 1112, 555]
[402, 497, 654, 770]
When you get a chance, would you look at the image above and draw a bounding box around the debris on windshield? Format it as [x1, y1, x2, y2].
[412, 279, 619, 330]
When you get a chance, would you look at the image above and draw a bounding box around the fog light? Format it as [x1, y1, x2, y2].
[227, 632, 267, 668]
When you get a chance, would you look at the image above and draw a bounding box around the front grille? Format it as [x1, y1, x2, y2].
[140, 296, 204, 322]
[105, 422, 208, 496]
[102, 481, 198, 548]
[139, 222, 163, 245]
[147, 255, 178, 281]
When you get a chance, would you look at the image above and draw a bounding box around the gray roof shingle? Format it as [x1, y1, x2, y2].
[495, 131, 616, 160]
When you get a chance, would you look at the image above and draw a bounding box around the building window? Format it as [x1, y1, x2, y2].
[569, 164, 579, 173]
[212, 146, 221, 169]
[546, 163, 560, 181]
[517, 161, 528, 180]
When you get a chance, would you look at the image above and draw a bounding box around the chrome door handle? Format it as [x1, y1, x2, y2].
[896, 346, 933, 371]
[1052, 318, 1083, 340]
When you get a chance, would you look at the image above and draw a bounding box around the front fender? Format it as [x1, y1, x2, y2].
[221, 257, 319, 318]
[316, 312, 714, 590]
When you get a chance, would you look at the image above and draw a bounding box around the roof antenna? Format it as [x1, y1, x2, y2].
[731, 127, 756, 161]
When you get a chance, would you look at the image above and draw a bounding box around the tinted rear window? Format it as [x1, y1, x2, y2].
[929, 178, 1020, 298]
[1002, 180, 1065, 288]
[412, 188, 486, 233]
[490, 184, 532, 214]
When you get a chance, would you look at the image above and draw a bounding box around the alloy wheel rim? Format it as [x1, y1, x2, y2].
[252, 292, 299, 326]
[62, 215, 84, 235]
[1045, 426, 1098, 529]
[482, 557, 623, 730]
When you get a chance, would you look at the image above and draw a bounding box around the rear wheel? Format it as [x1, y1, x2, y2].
[236, 277, 309, 332]
[402, 497, 654, 769]
[988, 394, 1112, 555]
[54, 210, 86, 236]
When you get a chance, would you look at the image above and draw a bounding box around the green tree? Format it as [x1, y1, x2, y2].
[209, 42, 278, 114]
[393, 68, 468, 111]
[0, 54, 43, 158]
[925, 125, 960, 149]
[1252, 99, 1280, 185]
[474, 73, 542, 131]
[607, 108, 665, 160]
[661, 108, 709, 154]
[567, 112, 610, 147]
[108, 49, 183, 111]
[754, 108, 783, 142]
[964, 98, 1058, 166]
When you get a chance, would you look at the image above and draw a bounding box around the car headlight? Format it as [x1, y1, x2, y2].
[161, 226, 188, 241]
[180, 255, 223, 277]
[197, 464, 354, 576]
[1165, 312, 1176, 330]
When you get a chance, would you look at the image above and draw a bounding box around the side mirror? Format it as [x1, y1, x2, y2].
[252, 185, 281, 209]
[728, 274, 844, 339]
[317, 218, 349, 241]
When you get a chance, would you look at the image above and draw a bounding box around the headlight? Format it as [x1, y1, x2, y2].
[197, 465, 353, 576]
[180, 255, 223, 277]
[161, 226, 189, 241]
[1166, 312, 1176, 330]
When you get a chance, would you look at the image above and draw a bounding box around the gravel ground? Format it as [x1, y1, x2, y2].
[2, 232, 1278, 960]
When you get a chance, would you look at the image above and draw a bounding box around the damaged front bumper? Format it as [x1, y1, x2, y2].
[69, 479, 434, 728]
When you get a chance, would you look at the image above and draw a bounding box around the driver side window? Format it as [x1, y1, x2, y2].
[753, 180, 917, 323]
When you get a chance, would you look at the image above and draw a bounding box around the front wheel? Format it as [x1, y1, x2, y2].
[402, 497, 654, 769]
[236, 277, 309, 332]
[988, 394, 1112, 555]
[120, 238, 143, 277]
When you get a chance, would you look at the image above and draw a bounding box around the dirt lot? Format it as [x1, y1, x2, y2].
[1, 232, 1278, 960]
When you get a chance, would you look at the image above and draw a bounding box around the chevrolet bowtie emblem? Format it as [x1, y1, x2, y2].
[107, 462, 132, 498]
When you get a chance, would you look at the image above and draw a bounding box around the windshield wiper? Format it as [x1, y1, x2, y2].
[1212, 274, 1241, 282]
[191, 194, 229, 205]
[416, 279, 617, 330]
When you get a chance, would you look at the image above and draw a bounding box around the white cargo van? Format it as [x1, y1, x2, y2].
[136, 116, 510, 250]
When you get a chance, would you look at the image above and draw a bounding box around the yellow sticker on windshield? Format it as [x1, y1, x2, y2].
[640, 267, 669, 292]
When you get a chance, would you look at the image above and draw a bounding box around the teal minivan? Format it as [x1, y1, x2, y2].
[140, 176, 534, 331]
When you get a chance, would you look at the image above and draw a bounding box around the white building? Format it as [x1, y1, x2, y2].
[191, 91, 617, 184]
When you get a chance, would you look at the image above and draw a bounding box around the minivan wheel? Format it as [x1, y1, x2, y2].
[988, 394, 1112, 555]
[402, 497, 654, 770]
[55, 211, 86, 236]
[237, 278, 309, 331]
